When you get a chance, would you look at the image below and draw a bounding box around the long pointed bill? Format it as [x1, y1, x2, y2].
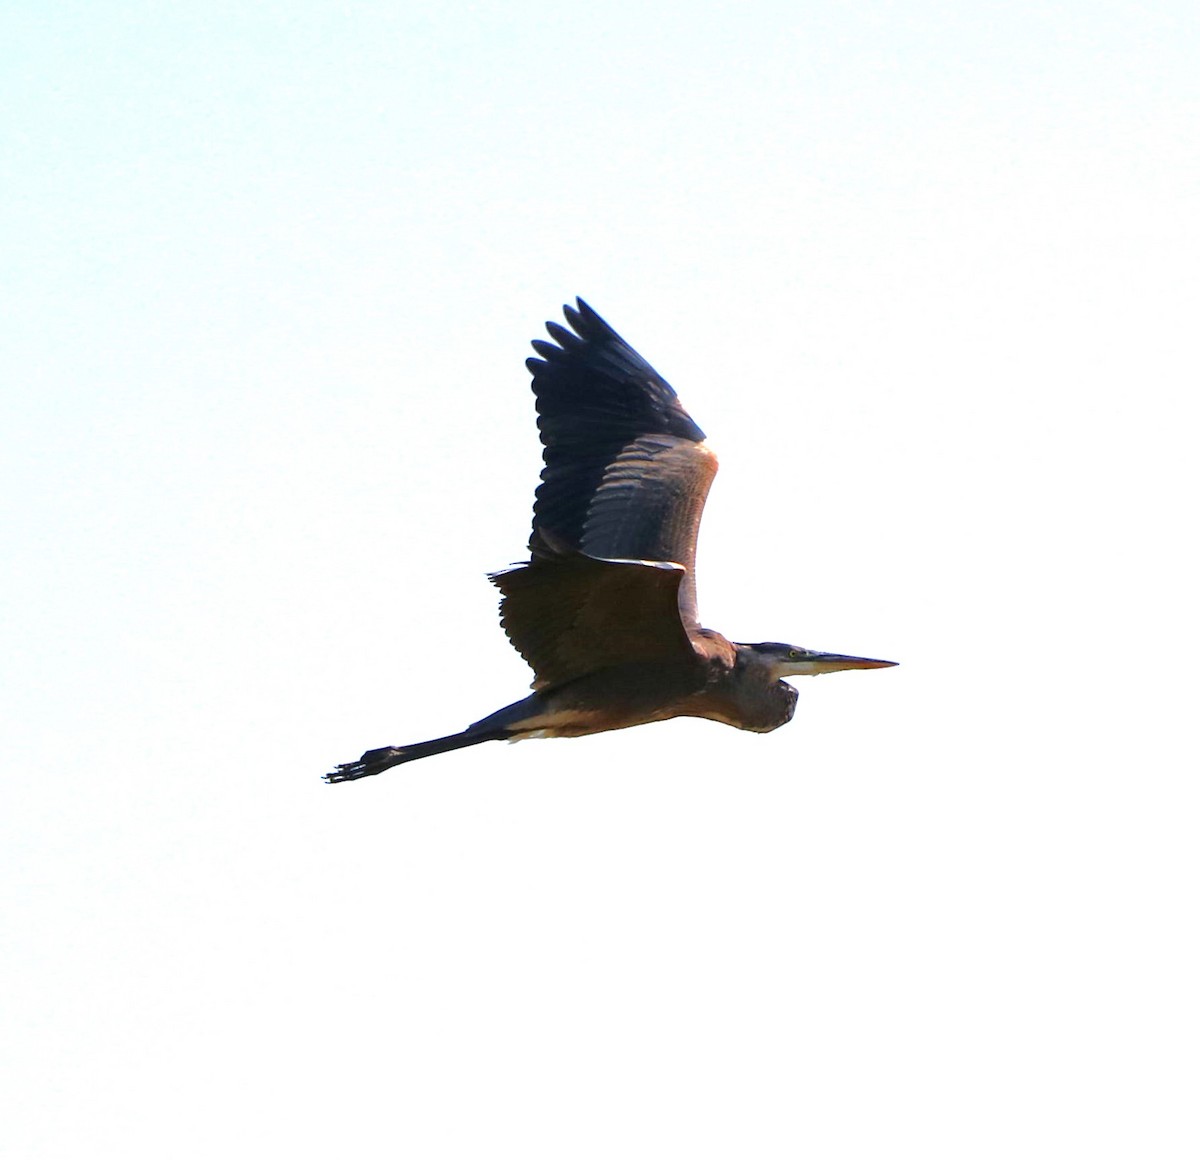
[783, 652, 898, 677]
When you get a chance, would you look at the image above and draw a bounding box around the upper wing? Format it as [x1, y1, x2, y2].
[525, 298, 719, 627]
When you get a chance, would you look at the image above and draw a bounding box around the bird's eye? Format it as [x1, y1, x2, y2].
[788, 649, 800, 660]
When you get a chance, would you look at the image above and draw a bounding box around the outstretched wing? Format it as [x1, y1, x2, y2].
[492, 300, 719, 690]
[526, 298, 718, 625]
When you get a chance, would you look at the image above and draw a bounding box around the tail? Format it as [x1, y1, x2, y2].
[324, 728, 508, 783]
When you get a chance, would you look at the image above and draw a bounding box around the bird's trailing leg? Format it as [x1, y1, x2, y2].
[324, 694, 559, 783]
[324, 729, 509, 783]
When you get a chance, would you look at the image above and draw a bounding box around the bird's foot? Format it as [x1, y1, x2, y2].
[323, 746, 404, 783]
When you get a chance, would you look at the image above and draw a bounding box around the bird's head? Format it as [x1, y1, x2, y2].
[736, 641, 898, 680]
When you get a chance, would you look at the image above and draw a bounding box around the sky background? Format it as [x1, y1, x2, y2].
[3, 2, 1198, 1156]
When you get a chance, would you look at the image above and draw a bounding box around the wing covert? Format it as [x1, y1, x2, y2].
[489, 552, 697, 690]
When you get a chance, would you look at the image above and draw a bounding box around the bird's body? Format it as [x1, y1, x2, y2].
[327, 300, 893, 783]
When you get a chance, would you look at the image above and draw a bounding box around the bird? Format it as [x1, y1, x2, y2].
[326, 299, 895, 783]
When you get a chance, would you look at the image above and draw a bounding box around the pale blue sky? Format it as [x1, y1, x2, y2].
[3, 3, 1198, 1157]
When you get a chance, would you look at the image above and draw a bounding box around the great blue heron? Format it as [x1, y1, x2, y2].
[326, 299, 895, 783]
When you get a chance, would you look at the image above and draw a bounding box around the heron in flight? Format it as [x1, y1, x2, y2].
[326, 299, 895, 782]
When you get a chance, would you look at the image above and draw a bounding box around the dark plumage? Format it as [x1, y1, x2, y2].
[326, 300, 894, 782]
